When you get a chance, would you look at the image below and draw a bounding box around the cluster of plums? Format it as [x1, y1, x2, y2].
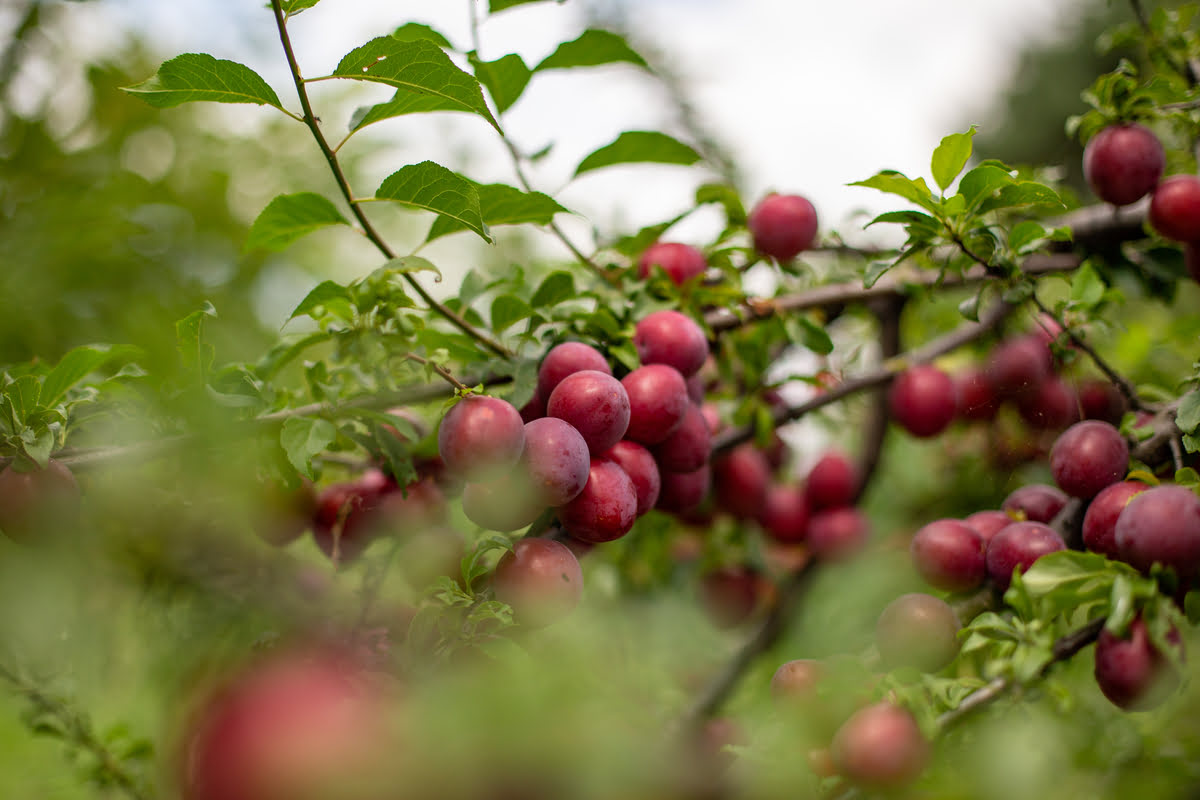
[1083, 121, 1200, 278]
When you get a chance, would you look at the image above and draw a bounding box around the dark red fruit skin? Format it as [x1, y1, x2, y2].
[910, 519, 986, 592]
[179, 646, 390, 800]
[604, 440, 661, 516]
[651, 403, 712, 474]
[888, 364, 957, 438]
[546, 370, 631, 457]
[1094, 617, 1181, 711]
[536, 342, 611, 400]
[699, 565, 763, 628]
[656, 465, 711, 513]
[637, 241, 707, 285]
[518, 389, 545, 423]
[804, 451, 858, 511]
[492, 538, 583, 628]
[1083, 482, 1149, 559]
[875, 593, 961, 672]
[955, 367, 1000, 422]
[1149, 174, 1200, 242]
[437, 395, 525, 480]
[1083, 123, 1165, 206]
[985, 521, 1066, 591]
[620, 364, 689, 445]
[0, 459, 81, 544]
[747, 193, 819, 261]
[1050, 420, 1129, 499]
[830, 703, 929, 791]
[1078, 379, 1127, 425]
[520, 417, 590, 507]
[986, 335, 1053, 399]
[808, 507, 869, 562]
[758, 484, 809, 543]
[964, 510, 1015, 545]
[633, 310, 709, 378]
[713, 444, 771, 520]
[558, 458, 638, 543]
[311, 472, 393, 563]
[1114, 485, 1200, 577]
[1002, 484, 1068, 524]
[1016, 376, 1079, 431]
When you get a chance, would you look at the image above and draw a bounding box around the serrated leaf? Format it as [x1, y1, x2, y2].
[349, 89, 468, 132]
[41, 345, 126, 407]
[979, 181, 1065, 213]
[176, 302, 217, 375]
[472, 53, 531, 114]
[574, 131, 700, 177]
[288, 280, 354, 323]
[279, 0, 322, 14]
[931, 126, 977, 192]
[426, 183, 565, 242]
[535, 29, 648, 72]
[122, 53, 282, 109]
[530, 271, 575, 308]
[490, 294, 533, 333]
[333, 38, 499, 131]
[245, 193, 349, 252]
[1176, 389, 1200, 434]
[391, 22, 453, 49]
[958, 163, 1016, 210]
[1070, 261, 1106, 306]
[384, 255, 442, 280]
[280, 417, 336, 479]
[6, 376, 41, 427]
[849, 171, 940, 213]
[375, 161, 490, 243]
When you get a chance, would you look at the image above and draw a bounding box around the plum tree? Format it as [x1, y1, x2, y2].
[620, 364, 689, 445]
[1114, 485, 1200, 577]
[637, 242, 708, 285]
[1093, 617, 1180, 711]
[604, 440, 661, 516]
[557, 458, 638, 543]
[875, 593, 961, 672]
[0, 459, 80, 544]
[1148, 174, 1200, 242]
[830, 702, 929, 790]
[712, 444, 771, 520]
[1049, 420, 1129, 499]
[546, 370, 631, 456]
[651, 403, 712, 474]
[1081, 481, 1148, 559]
[1001, 484, 1068, 524]
[807, 507, 869, 562]
[758, 484, 809, 543]
[437, 395, 526, 481]
[985, 521, 1066, 591]
[910, 518, 986, 592]
[699, 565, 763, 629]
[519, 417, 591, 507]
[804, 451, 858, 511]
[888, 364, 957, 438]
[633, 310, 709, 378]
[536, 342, 612, 399]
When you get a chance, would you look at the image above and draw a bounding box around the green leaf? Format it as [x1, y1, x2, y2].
[795, 316, 833, 355]
[472, 53, 531, 114]
[979, 181, 1065, 213]
[425, 183, 565, 242]
[530, 271, 575, 308]
[1176, 389, 1200, 434]
[288, 280, 354, 323]
[280, 417, 336, 480]
[489, 0, 554, 11]
[1008, 220, 1049, 255]
[574, 131, 701, 177]
[866, 210, 940, 237]
[375, 161, 490, 243]
[244, 193, 349, 252]
[849, 171, 940, 213]
[176, 302, 217, 375]
[391, 22, 454, 49]
[490, 294, 533, 332]
[535, 29, 648, 72]
[122, 53, 282, 109]
[6, 376, 41, 427]
[862, 260, 894, 289]
[349, 90, 468, 132]
[930, 126, 977, 192]
[41, 345, 129, 407]
[1070, 261, 1106, 306]
[958, 163, 1015, 210]
[279, 0, 322, 14]
[384, 255, 442, 281]
[332, 38, 499, 131]
[695, 183, 746, 225]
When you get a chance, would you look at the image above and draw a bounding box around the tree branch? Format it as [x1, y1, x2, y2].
[269, 0, 510, 359]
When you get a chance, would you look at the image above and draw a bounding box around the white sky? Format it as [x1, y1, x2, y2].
[66, 0, 1089, 253]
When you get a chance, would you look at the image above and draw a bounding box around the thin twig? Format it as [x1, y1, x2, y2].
[713, 301, 1014, 454]
[401, 353, 469, 393]
[268, 0, 510, 358]
[850, 296, 904, 505]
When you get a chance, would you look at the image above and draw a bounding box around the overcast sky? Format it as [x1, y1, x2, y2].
[60, 0, 1088, 253]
